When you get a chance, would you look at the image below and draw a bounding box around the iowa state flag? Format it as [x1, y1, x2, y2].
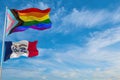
[4, 40, 38, 61]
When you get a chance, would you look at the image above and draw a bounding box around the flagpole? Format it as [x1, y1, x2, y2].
[0, 6, 7, 80]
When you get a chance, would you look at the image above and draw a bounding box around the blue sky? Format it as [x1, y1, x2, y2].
[0, 0, 120, 80]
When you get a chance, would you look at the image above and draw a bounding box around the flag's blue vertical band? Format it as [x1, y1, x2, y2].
[4, 41, 12, 61]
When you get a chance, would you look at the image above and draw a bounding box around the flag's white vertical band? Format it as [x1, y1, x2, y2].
[0, 6, 7, 80]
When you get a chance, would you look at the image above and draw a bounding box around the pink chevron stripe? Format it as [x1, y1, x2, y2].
[6, 13, 15, 32]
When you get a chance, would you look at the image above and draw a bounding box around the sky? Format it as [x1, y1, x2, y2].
[0, 0, 120, 80]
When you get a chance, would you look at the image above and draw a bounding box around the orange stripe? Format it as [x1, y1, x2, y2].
[18, 12, 48, 17]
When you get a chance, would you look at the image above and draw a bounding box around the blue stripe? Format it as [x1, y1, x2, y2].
[4, 41, 12, 61]
[12, 23, 51, 32]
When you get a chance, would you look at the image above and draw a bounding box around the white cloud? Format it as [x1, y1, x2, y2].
[51, 7, 65, 22]
[87, 27, 120, 52]
[50, 48, 120, 79]
[50, 7, 66, 33]
[112, 8, 120, 23]
[38, 2, 49, 9]
[3, 49, 120, 80]
[2, 68, 48, 80]
[62, 8, 109, 27]
[50, 7, 120, 34]
[62, 8, 120, 28]
[2, 65, 120, 80]
[45, 27, 120, 79]
[3, 26, 120, 80]
[20, 4, 33, 9]
[20, 2, 49, 10]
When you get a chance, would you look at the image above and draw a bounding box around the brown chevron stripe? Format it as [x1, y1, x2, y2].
[8, 9, 23, 34]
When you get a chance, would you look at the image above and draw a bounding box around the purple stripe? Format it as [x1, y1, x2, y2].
[12, 23, 51, 33]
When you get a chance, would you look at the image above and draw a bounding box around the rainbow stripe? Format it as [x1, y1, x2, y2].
[6, 8, 52, 35]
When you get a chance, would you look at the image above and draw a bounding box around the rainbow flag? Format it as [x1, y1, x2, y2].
[6, 8, 52, 35]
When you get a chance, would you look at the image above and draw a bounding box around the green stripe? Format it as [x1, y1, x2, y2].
[23, 19, 51, 26]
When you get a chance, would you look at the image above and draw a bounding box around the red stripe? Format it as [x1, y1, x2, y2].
[15, 8, 51, 13]
[28, 41, 38, 57]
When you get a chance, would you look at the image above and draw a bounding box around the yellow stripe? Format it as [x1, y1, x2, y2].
[19, 14, 49, 22]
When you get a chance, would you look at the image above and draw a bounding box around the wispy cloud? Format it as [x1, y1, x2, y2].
[20, 2, 49, 9]
[38, 2, 49, 9]
[12, 27, 120, 80]
[51, 7, 65, 22]
[62, 8, 109, 27]
[87, 26, 120, 52]
[3, 26, 120, 79]
[51, 7, 120, 34]
[62, 8, 120, 27]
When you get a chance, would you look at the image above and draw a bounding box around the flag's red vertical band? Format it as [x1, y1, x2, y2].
[28, 40, 38, 57]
